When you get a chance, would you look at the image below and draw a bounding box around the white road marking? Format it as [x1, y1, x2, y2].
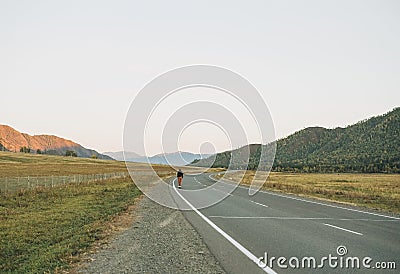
[210, 174, 400, 220]
[208, 216, 398, 222]
[172, 178, 276, 274]
[193, 177, 201, 184]
[323, 223, 363, 236]
[250, 200, 269, 208]
[209, 216, 329, 219]
[212, 187, 233, 196]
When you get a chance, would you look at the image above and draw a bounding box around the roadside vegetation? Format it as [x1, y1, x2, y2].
[0, 151, 128, 177]
[0, 151, 175, 178]
[218, 171, 400, 214]
[0, 177, 141, 273]
[0, 152, 176, 273]
[2, 151, 398, 272]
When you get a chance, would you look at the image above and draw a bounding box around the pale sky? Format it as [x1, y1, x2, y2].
[1, 0, 399, 155]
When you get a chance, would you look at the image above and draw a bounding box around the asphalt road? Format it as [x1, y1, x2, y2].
[169, 173, 400, 274]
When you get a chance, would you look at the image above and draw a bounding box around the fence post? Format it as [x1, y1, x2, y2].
[52, 176, 54, 187]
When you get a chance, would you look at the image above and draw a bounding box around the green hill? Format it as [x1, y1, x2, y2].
[193, 107, 400, 173]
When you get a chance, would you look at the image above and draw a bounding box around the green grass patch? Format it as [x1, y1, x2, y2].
[0, 177, 141, 273]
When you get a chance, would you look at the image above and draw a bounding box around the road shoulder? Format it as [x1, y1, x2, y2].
[76, 195, 226, 273]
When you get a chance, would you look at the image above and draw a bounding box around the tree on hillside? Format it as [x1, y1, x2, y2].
[65, 150, 77, 157]
[0, 142, 5, 151]
[190, 159, 200, 164]
[20, 146, 31, 153]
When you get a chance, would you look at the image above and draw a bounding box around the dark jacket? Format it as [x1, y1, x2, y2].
[177, 171, 183, 178]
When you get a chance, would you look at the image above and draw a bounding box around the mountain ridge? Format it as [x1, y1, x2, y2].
[103, 151, 142, 161]
[192, 107, 400, 173]
[0, 125, 112, 160]
[103, 151, 211, 166]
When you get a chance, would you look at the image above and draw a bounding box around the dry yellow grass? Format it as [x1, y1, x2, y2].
[0, 151, 183, 273]
[0, 151, 221, 178]
[219, 171, 400, 214]
[0, 151, 182, 178]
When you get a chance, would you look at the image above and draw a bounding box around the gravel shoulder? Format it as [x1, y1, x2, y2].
[77, 194, 226, 273]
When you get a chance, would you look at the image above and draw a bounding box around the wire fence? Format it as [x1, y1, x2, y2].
[0, 172, 129, 194]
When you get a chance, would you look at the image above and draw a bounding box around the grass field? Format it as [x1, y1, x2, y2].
[0, 151, 128, 177]
[0, 151, 198, 178]
[0, 177, 142, 273]
[218, 171, 400, 214]
[0, 152, 178, 273]
[1, 151, 398, 272]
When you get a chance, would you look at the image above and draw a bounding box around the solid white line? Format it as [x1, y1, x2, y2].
[250, 200, 269, 208]
[209, 216, 330, 219]
[209, 174, 400, 220]
[323, 223, 363, 236]
[208, 216, 398, 221]
[172, 178, 276, 274]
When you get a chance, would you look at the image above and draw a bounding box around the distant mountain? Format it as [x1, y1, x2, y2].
[148, 151, 212, 166]
[122, 151, 212, 166]
[103, 151, 142, 161]
[192, 107, 400, 173]
[0, 125, 112, 160]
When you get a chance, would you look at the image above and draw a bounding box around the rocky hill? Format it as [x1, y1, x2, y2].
[0, 125, 112, 159]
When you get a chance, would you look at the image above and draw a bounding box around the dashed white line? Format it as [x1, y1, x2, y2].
[323, 223, 363, 236]
[212, 187, 233, 196]
[194, 178, 202, 185]
[210, 174, 400, 221]
[250, 200, 269, 208]
[172, 178, 276, 274]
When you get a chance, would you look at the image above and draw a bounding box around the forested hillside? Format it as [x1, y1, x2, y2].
[192, 108, 400, 173]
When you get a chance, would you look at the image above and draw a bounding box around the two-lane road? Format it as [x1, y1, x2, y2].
[169, 173, 399, 273]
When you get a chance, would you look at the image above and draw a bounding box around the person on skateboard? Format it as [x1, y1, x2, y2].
[177, 169, 184, 188]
